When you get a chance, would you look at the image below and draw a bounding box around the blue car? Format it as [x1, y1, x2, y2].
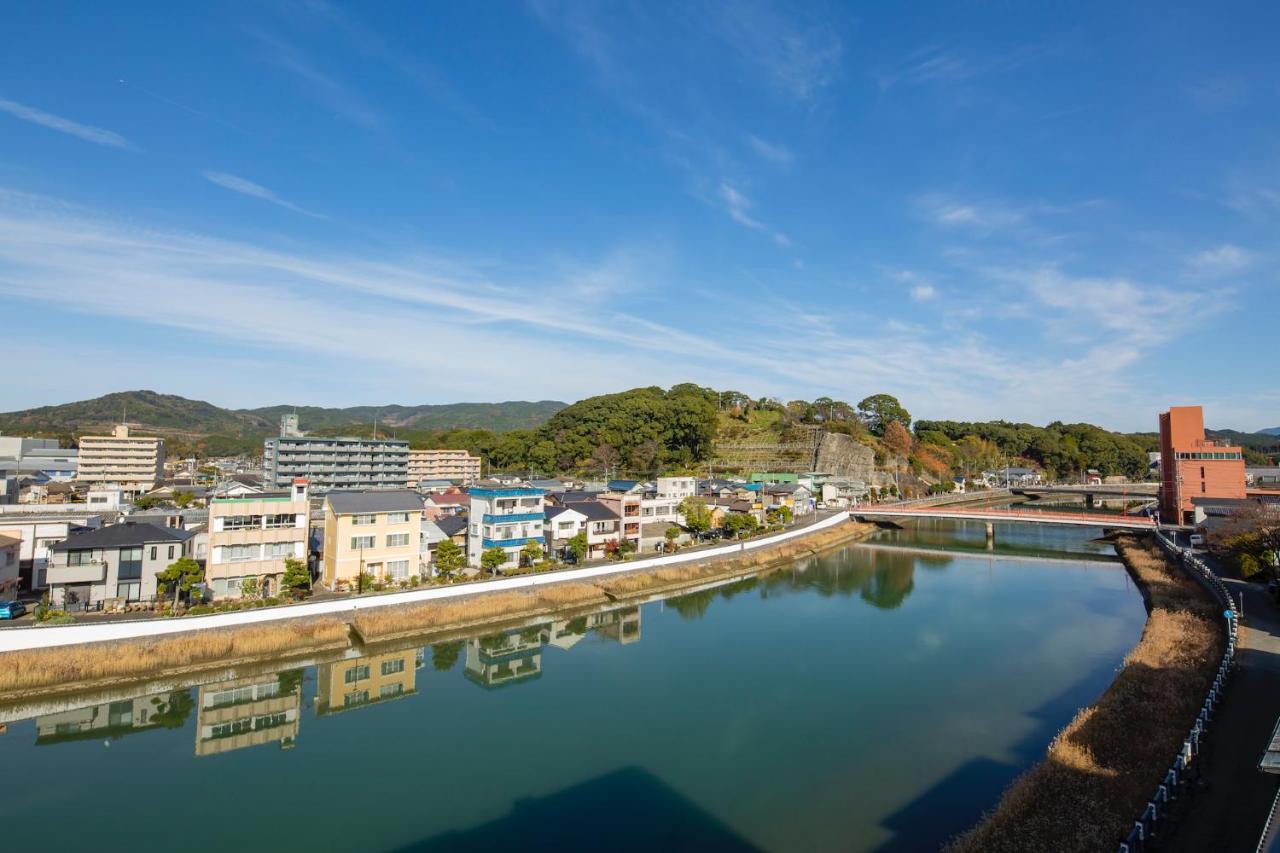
[0, 600, 26, 620]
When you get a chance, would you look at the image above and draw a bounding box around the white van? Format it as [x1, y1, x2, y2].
[1189, 534, 1205, 547]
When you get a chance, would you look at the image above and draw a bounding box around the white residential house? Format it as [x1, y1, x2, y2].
[467, 480, 545, 571]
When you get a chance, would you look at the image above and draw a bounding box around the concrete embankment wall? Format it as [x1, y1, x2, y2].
[0, 513, 853, 653]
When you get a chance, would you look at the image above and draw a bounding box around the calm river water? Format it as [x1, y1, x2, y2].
[0, 519, 1143, 852]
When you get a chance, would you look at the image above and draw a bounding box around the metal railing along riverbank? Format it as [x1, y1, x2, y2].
[1118, 531, 1238, 852]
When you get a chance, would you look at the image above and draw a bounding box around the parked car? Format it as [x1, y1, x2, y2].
[1189, 534, 1205, 547]
[0, 600, 27, 620]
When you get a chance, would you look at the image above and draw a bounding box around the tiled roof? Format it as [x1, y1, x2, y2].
[49, 521, 191, 551]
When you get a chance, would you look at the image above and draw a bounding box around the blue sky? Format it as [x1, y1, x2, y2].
[1, 1, 1277, 431]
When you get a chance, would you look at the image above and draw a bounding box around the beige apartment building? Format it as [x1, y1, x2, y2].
[407, 448, 481, 486]
[76, 424, 165, 495]
[206, 479, 310, 598]
[322, 490, 425, 587]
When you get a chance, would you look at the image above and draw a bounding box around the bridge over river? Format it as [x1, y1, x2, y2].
[851, 505, 1158, 540]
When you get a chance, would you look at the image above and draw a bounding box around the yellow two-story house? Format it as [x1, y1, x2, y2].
[322, 490, 425, 588]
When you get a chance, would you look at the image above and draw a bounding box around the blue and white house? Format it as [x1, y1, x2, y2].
[467, 479, 546, 570]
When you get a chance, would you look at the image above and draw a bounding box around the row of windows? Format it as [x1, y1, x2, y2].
[351, 511, 414, 525]
[207, 682, 282, 708]
[223, 542, 297, 562]
[208, 712, 289, 739]
[344, 658, 409, 685]
[349, 534, 412, 550]
[221, 514, 299, 531]
[1176, 451, 1242, 460]
[66, 544, 175, 567]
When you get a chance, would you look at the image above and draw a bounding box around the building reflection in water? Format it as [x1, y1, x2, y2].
[195, 670, 302, 756]
[316, 648, 425, 715]
[466, 606, 642, 689]
[35, 690, 192, 746]
[3, 603, 644, 754]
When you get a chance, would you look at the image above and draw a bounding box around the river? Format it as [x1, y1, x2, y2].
[0, 519, 1144, 852]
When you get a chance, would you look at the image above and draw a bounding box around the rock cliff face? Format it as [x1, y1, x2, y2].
[815, 433, 876, 481]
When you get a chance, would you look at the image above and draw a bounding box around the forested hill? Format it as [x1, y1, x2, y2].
[0, 390, 566, 455]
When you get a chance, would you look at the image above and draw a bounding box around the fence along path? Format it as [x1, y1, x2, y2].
[1118, 532, 1238, 852]
[0, 513, 851, 653]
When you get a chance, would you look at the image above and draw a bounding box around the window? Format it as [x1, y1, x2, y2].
[67, 549, 94, 566]
[558, 521, 573, 531]
[343, 691, 369, 707]
[386, 533, 410, 548]
[264, 542, 295, 559]
[351, 514, 377, 525]
[254, 712, 288, 731]
[264, 513, 297, 529]
[350, 535, 376, 550]
[116, 581, 141, 601]
[387, 559, 410, 579]
[379, 683, 403, 699]
[381, 658, 406, 676]
[222, 515, 262, 531]
[118, 547, 143, 580]
[344, 664, 370, 683]
[150, 546, 157, 561]
[168, 545, 175, 559]
[386, 512, 411, 524]
[225, 544, 260, 562]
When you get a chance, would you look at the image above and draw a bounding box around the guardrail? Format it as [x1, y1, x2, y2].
[1118, 531, 1238, 852]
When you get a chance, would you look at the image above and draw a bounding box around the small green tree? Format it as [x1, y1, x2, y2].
[520, 539, 543, 567]
[722, 513, 758, 539]
[156, 556, 203, 610]
[434, 539, 466, 579]
[282, 557, 311, 596]
[567, 531, 589, 563]
[481, 546, 508, 576]
[173, 490, 195, 509]
[663, 526, 681, 550]
[680, 497, 713, 536]
[239, 576, 261, 599]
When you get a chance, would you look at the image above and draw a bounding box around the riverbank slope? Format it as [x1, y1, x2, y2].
[948, 533, 1225, 852]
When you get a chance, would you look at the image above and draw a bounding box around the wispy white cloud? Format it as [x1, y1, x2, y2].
[719, 182, 791, 247]
[0, 96, 131, 149]
[203, 171, 326, 219]
[705, 1, 843, 101]
[917, 194, 1026, 230]
[1189, 244, 1253, 277]
[747, 134, 794, 166]
[878, 43, 1053, 94]
[254, 34, 384, 130]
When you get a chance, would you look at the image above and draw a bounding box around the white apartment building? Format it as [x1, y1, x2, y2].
[206, 479, 310, 598]
[467, 481, 545, 570]
[641, 476, 696, 525]
[408, 449, 482, 487]
[0, 437, 79, 481]
[76, 424, 165, 496]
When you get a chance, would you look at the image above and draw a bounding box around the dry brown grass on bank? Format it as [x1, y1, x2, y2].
[948, 534, 1224, 853]
[597, 521, 876, 598]
[352, 582, 608, 640]
[0, 618, 350, 696]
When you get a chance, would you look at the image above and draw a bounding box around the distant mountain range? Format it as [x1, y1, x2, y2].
[1261, 427, 1280, 437]
[0, 390, 567, 440]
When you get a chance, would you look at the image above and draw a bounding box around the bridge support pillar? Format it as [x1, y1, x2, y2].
[1086, 493, 1095, 509]
[985, 522, 995, 550]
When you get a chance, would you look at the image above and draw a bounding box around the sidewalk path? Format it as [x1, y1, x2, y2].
[1165, 553, 1280, 852]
